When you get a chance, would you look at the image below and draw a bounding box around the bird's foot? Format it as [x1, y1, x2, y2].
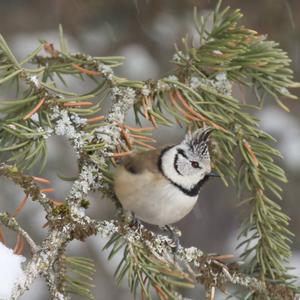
[163, 225, 181, 254]
[130, 213, 142, 229]
[118, 211, 142, 229]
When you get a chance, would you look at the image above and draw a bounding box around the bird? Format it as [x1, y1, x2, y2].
[114, 127, 218, 226]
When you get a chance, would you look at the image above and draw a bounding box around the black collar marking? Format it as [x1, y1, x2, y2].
[158, 146, 209, 197]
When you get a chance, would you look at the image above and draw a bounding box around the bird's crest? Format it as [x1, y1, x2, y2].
[183, 127, 214, 159]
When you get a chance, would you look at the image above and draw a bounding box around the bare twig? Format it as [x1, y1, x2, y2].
[0, 212, 38, 253]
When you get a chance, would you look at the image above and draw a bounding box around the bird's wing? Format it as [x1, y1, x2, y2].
[122, 146, 172, 174]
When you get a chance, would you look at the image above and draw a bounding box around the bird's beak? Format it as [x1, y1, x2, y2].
[208, 171, 220, 177]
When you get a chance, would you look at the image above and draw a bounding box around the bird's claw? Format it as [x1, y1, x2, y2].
[163, 225, 181, 254]
[130, 213, 141, 229]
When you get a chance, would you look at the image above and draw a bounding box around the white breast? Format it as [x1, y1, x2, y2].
[114, 166, 198, 226]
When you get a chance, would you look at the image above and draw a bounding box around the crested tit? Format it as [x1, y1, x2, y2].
[114, 127, 217, 226]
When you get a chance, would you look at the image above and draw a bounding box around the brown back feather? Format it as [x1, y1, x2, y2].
[122, 146, 173, 174]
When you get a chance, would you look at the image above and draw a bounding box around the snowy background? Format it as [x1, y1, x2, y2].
[0, 0, 299, 299]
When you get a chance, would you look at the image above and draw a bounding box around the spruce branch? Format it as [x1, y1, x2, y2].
[167, 2, 299, 288]
[96, 220, 272, 299]
[0, 164, 296, 299]
[64, 256, 95, 299]
[0, 1, 299, 299]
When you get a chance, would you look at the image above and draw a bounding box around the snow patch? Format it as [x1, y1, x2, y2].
[0, 242, 26, 299]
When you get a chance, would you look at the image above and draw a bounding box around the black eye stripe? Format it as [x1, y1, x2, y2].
[177, 149, 188, 159]
[173, 154, 183, 175]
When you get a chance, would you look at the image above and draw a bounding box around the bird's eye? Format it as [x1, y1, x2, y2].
[191, 161, 200, 168]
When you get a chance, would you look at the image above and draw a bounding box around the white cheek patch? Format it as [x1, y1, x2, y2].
[176, 144, 211, 176]
[177, 159, 191, 174]
[177, 159, 200, 176]
[162, 147, 209, 190]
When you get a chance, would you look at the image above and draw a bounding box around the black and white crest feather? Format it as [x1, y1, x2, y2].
[183, 127, 213, 159]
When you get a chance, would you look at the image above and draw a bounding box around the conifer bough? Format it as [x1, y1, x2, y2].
[0, 1, 299, 299]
